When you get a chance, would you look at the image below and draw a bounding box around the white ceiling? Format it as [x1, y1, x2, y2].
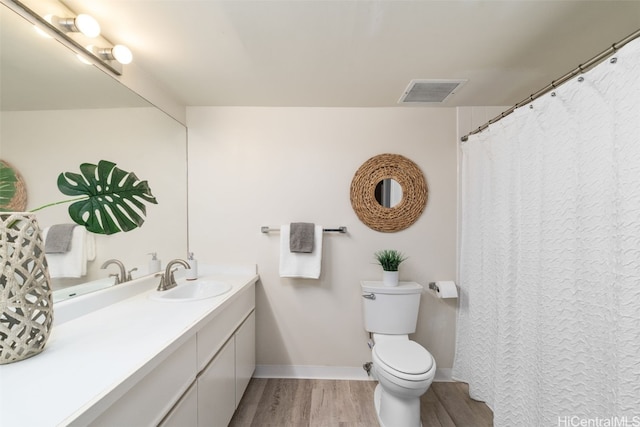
[31, 1, 640, 107]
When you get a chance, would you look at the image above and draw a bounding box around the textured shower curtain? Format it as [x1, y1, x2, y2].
[454, 38, 640, 426]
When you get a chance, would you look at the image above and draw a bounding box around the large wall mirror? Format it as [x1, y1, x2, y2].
[350, 153, 428, 232]
[0, 3, 188, 301]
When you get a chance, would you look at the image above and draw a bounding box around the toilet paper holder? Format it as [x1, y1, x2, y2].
[428, 281, 458, 299]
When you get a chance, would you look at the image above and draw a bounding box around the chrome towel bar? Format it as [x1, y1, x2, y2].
[261, 226, 347, 234]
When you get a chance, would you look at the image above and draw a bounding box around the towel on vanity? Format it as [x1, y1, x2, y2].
[279, 224, 323, 279]
[43, 226, 96, 278]
[44, 224, 77, 253]
[289, 222, 315, 253]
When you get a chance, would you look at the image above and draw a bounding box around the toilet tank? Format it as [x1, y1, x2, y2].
[361, 281, 423, 334]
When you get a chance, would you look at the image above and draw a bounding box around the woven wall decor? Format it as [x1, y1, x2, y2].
[350, 153, 428, 233]
[0, 212, 53, 364]
[0, 160, 27, 212]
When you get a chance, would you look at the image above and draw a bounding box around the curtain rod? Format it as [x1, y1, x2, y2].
[460, 28, 640, 142]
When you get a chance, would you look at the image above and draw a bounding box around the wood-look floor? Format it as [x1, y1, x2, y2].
[229, 379, 493, 427]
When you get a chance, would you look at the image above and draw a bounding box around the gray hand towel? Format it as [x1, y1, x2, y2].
[45, 224, 77, 253]
[289, 222, 315, 253]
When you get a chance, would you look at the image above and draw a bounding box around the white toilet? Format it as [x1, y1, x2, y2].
[361, 281, 436, 427]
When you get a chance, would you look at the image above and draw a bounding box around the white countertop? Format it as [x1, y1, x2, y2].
[0, 265, 258, 427]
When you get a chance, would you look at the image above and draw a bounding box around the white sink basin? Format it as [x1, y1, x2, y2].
[150, 279, 232, 302]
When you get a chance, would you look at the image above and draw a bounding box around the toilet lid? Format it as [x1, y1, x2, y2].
[373, 341, 433, 377]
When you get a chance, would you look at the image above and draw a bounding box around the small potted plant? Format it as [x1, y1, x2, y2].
[374, 249, 407, 286]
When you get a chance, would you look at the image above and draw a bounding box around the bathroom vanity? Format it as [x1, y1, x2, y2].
[0, 265, 258, 427]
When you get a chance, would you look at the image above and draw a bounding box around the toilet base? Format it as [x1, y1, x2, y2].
[374, 384, 422, 427]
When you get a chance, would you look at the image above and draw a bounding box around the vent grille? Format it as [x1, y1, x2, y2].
[398, 79, 467, 104]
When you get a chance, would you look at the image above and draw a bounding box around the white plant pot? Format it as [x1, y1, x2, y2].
[382, 271, 399, 287]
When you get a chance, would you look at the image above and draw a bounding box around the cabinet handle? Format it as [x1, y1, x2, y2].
[362, 293, 376, 300]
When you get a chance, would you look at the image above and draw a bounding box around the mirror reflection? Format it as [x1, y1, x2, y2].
[0, 4, 188, 301]
[375, 178, 403, 208]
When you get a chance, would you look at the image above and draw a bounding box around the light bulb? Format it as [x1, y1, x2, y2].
[74, 14, 101, 38]
[112, 45, 132, 64]
[48, 14, 101, 38]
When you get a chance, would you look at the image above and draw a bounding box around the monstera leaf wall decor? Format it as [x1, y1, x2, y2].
[31, 160, 158, 235]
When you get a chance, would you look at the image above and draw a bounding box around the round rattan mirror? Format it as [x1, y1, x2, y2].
[0, 160, 27, 211]
[350, 153, 427, 232]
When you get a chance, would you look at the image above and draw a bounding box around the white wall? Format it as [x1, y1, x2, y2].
[187, 107, 458, 377]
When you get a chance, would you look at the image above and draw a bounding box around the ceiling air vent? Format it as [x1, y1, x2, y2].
[398, 79, 467, 104]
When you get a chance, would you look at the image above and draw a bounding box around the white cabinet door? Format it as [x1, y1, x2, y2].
[235, 311, 255, 407]
[90, 335, 197, 426]
[197, 285, 255, 372]
[197, 337, 236, 427]
[159, 382, 197, 427]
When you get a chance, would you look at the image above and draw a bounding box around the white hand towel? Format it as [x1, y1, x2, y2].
[43, 226, 95, 278]
[279, 224, 323, 279]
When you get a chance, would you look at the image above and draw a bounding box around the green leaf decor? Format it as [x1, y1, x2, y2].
[56, 160, 158, 235]
[374, 249, 408, 272]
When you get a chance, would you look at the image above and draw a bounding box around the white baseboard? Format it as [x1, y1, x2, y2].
[434, 368, 453, 382]
[254, 365, 371, 380]
[254, 365, 454, 382]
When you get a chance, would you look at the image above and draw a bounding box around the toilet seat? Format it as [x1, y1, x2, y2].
[373, 340, 434, 382]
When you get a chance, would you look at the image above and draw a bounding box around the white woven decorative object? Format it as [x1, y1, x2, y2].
[0, 212, 53, 364]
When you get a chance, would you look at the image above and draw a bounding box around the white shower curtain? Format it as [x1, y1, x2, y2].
[454, 38, 640, 426]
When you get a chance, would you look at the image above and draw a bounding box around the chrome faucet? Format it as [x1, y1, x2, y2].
[101, 259, 128, 284]
[157, 259, 190, 291]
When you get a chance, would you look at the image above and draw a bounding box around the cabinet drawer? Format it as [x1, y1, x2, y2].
[159, 382, 197, 427]
[197, 283, 255, 371]
[90, 335, 197, 426]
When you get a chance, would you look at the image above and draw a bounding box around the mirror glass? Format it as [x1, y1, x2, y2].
[0, 4, 188, 301]
[374, 178, 402, 208]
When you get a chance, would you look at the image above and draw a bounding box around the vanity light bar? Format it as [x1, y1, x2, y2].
[7, 0, 131, 76]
